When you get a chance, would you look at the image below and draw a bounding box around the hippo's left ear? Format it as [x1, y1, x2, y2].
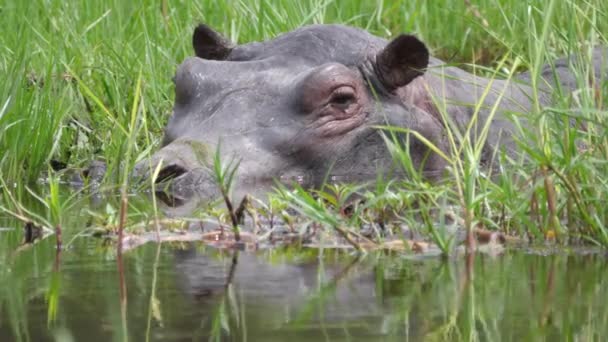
[193, 24, 234, 60]
[375, 35, 429, 91]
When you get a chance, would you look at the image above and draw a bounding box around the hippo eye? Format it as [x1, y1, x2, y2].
[329, 86, 357, 110]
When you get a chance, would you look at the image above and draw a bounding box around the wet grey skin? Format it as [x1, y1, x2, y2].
[133, 24, 607, 196]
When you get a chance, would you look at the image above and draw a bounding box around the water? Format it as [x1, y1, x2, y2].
[1, 187, 607, 341]
[1, 230, 607, 341]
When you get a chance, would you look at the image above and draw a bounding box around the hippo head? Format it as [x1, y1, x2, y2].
[135, 24, 447, 197]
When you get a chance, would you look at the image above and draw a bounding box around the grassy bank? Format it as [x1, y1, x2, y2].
[0, 0, 607, 249]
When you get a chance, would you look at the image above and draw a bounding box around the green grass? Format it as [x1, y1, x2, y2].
[0, 0, 607, 250]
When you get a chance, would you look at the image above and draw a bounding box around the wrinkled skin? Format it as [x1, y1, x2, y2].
[133, 24, 607, 198]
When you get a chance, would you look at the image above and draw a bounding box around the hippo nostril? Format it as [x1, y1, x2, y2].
[155, 164, 189, 184]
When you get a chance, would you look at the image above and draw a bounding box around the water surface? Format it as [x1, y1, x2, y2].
[0, 189, 607, 341]
[1, 230, 607, 341]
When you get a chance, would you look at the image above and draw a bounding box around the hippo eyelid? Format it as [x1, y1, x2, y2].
[329, 86, 356, 101]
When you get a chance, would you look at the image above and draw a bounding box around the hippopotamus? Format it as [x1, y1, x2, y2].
[134, 24, 606, 195]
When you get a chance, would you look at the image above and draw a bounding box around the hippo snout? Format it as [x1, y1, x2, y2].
[132, 139, 216, 189]
[133, 137, 288, 201]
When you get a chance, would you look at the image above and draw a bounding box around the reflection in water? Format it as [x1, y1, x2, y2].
[1, 231, 608, 341]
[173, 247, 383, 336]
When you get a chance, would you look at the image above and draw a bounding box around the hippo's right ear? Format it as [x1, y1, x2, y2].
[375, 35, 429, 91]
[193, 24, 234, 60]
